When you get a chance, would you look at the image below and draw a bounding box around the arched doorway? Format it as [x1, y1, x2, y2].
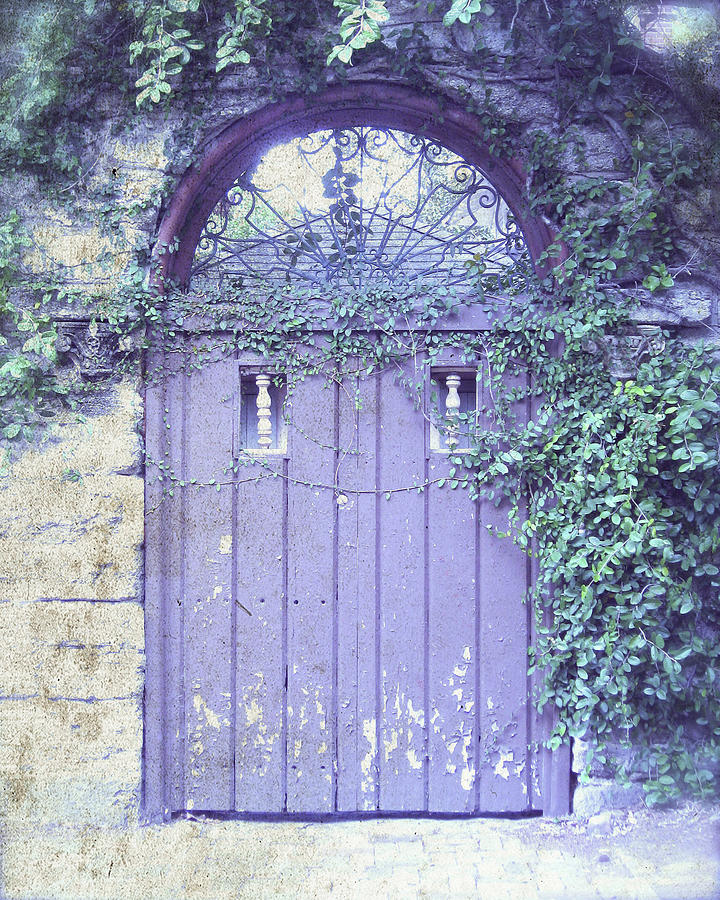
[144, 84, 570, 821]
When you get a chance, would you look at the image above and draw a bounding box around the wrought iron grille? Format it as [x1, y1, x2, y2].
[191, 127, 530, 293]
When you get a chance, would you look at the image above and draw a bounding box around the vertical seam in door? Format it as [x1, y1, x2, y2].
[332, 379, 340, 811]
[423, 368, 430, 812]
[230, 355, 239, 810]
[282, 456, 289, 813]
[524, 377, 533, 809]
[354, 374, 361, 811]
[474, 365, 483, 814]
[159, 349, 170, 817]
[374, 372, 382, 811]
[179, 341, 187, 812]
[474, 487, 482, 814]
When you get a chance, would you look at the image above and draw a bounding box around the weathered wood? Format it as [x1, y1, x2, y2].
[477, 370, 531, 812]
[336, 373, 379, 811]
[233, 453, 286, 812]
[181, 340, 236, 811]
[146, 321, 566, 816]
[144, 347, 187, 819]
[427, 457, 478, 812]
[143, 348, 169, 821]
[477, 496, 530, 811]
[285, 376, 336, 813]
[376, 364, 427, 811]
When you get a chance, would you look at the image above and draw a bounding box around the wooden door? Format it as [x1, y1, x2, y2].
[144, 326, 569, 818]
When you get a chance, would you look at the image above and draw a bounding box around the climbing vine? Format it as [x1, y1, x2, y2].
[1, 0, 720, 805]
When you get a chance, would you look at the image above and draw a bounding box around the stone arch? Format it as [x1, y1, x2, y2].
[153, 81, 557, 287]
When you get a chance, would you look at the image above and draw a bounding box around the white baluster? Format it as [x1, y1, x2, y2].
[445, 373, 461, 449]
[256, 373, 272, 448]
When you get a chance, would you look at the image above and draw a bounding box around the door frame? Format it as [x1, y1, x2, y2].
[143, 82, 570, 822]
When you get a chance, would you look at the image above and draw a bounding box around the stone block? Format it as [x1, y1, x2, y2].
[4, 380, 143, 479]
[560, 127, 625, 174]
[572, 778, 645, 818]
[0, 696, 141, 827]
[0, 474, 143, 601]
[0, 600, 143, 698]
[21, 209, 126, 288]
[483, 81, 557, 124]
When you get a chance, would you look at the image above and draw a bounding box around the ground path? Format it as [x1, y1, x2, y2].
[3, 803, 718, 899]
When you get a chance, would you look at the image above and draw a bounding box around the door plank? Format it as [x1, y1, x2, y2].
[182, 339, 236, 811]
[285, 376, 336, 813]
[376, 365, 427, 812]
[336, 373, 379, 811]
[427, 460, 478, 812]
[477, 370, 531, 812]
[144, 347, 187, 818]
[234, 454, 286, 812]
[477, 499, 530, 811]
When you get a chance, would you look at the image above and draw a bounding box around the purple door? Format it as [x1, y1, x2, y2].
[144, 321, 568, 818]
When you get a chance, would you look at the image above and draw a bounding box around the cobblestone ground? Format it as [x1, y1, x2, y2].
[2, 804, 718, 899]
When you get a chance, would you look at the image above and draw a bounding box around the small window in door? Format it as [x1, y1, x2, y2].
[429, 369, 478, 452]
[239, 370, 287, 452]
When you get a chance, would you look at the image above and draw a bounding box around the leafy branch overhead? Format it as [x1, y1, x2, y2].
[216, 0, 272, 71]
[327, 0, 390, 65]
[129, 0, 204, 106]
[442, 0, 494, 28]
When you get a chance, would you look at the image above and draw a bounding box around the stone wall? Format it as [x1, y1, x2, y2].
[0, 382, 144, 834]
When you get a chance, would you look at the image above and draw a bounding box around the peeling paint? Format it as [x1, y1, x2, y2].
[360, 718, 377, 795]
[460, 763, 474, 791]
[236, 677, 281, 777]
[383, 728, 399, 762]
[299, 703, 309, 729]
[406, 748, 422, 770]
[218, 534, 232, 555]
[193, 694, 221, 730]
[431, 708, 441, 735]
[244, 698, 262, 726]
[315, 695, 326, 730]
[494, 750, 514, 780]
[405, 697, 424, 726]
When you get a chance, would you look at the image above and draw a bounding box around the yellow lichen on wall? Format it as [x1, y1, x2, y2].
[0, 379, 145, 837]
[23, 215, 130, 291]
[111, 135, 170, 201]
[112, 135, 169, 172]
[1, 381, 143, 600]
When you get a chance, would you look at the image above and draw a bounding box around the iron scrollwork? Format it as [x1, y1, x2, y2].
[191, 127, 530, 293]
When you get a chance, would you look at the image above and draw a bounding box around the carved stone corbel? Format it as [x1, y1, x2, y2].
[55, 320, 131, 380]
[586, 325, 666, 379]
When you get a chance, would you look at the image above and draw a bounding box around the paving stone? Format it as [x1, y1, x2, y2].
[1, 805, 718, 899]
[588, 810, 614, 835]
